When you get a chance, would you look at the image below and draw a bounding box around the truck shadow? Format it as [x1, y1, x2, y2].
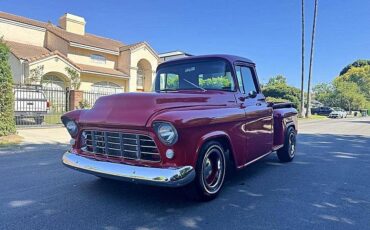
[2, 133, 370, 229]
[65, 133, 369, 228]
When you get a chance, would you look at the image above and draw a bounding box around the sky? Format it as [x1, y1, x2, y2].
[1, 0, 370, 87]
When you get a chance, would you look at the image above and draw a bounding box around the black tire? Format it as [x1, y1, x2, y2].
[34, 116, 44, 125]
[189, 141, 227, 201]
[277, 126, 296, 162]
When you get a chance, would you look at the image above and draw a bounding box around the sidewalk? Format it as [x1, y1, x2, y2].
[17, 127, 69, 145]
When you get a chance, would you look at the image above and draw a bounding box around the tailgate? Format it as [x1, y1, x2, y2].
[14, 90, 47, 113]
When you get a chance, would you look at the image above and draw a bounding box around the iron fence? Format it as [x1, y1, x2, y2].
[82, 90, 113, 109]
[13, 85, 118, 127]
[13, 84, 68, 127]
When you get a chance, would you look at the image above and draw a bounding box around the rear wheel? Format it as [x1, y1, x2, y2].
[34, 116, 44, 125]
[189, 141, 226, 201]
[277, 127, 296, 162]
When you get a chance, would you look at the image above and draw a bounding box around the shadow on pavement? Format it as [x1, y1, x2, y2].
[1, 133, 370, 229]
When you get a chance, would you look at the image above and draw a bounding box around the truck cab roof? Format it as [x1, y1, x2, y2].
[158, 54, 255, 69]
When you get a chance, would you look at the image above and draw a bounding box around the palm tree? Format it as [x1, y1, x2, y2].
[300, 0, 305, 117]
[306, 0, 318, 117]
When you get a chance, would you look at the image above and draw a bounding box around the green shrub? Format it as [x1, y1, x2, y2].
[78, 100, 91, 109]
[0, 40, 16, 136]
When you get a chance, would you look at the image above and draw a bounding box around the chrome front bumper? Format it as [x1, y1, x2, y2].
[62, 151, 195, 187]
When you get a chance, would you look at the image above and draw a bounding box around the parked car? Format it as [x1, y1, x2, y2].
[328, 107, 347, 118]
[61, 55, 298, 201]
[14, 86, 50, 124]
[311, 106, 333, 116]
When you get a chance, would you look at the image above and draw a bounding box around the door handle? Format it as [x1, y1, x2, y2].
[256, 103, 262, 106]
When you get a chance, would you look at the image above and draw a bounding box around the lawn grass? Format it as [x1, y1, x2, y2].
[0, 134, 23, 147]
[44, 114, 63, 125]
[298, 114, 328, 120]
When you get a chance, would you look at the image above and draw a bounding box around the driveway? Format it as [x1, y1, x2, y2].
[17, 127, 69, 145]
[1, 117, 370, 229]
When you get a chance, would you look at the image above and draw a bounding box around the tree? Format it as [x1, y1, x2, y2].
[312, 83, 336, 106]
[65, 67, 80, 90]
[306, 0, 318, 117]
[0, 40, 16, 136]
[27, 65, 44, 85]
[300, 0, 305, 117]
[313, 60, 370, 113]
[337, 65, 370, 101]
[266, 75, 287, 86]
[263, 75, 301, 110]
[339, 59, 370, 76]
[333, 80, 366, 112]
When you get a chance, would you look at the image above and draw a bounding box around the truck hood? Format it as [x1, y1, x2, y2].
[78, 92, 234, 127]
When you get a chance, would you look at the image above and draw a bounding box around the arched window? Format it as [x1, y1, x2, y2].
[91, 81, 124, 94]
[42, 75, 65, 90]
[91, 54, 106, 64]
[137, 68, 144, 89]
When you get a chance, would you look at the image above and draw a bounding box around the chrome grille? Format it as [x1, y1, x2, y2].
[81, 130, 160, 162]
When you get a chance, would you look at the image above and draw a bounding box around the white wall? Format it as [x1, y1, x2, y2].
[8, 53, 23, 84]
[0, 20, 45, 46]
[67, 47, 116, 69]
[129, 46, 158, 92]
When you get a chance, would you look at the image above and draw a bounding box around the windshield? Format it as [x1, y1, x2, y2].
[155, 59, 235, 92]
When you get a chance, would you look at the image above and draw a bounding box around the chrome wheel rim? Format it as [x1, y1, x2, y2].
[289, 132, 296, 157]
[201, 145, 225, 194]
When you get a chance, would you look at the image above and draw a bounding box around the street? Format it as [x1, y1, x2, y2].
[1, 117, 370, 230]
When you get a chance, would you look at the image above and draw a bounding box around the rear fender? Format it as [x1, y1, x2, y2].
[273, 108, 298, 147]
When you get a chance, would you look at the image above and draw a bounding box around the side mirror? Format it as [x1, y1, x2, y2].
[248, 91, 257, 98]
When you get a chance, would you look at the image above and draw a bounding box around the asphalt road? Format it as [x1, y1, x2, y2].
[1, 117, 370, 230]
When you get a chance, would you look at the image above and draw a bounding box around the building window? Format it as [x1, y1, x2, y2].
[42, 75, 65, 90]
[91, 81, 123, 94]
[91, 54, 106, 64]
[137, 68, 144, 89]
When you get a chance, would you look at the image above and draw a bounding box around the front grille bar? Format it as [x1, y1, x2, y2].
[81, 130, 160, 162]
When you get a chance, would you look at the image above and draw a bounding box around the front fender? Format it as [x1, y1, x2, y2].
[148, 106, 246, 167]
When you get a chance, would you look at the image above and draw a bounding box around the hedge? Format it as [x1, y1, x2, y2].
[0, 40, 16, 136]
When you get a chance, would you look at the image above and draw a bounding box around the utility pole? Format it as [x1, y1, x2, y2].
[300, 0, 305, 117]
[306, 0, 318, 118]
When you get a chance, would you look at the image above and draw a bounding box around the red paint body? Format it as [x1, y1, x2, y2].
[62, 55, 298, 170]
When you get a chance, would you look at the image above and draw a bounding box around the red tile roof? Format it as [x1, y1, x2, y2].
[47, 24, 125, 52]
[0, 11, 47, 28]
[6, 41, 79, 69]
[5, 40, 51, 61]
[0, 11, 125, 52]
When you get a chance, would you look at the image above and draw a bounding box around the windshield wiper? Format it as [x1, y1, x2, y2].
[182, 79, 207, 92]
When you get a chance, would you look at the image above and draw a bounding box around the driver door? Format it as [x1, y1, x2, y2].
[235, 65, 273, 163]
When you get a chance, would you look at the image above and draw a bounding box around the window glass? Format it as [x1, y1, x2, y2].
[235, 66, 244, 93]
[137, 69, 144, 89]
[156, 60, 234, 91]
[91, 54, 106, 64]
[240, 67, 257, 95]
[92, 81, 123, 93]
[160, 73, 179, 90]
[42, 75, 65, 90]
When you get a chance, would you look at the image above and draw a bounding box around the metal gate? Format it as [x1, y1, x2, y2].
[13, 85, 69, 127]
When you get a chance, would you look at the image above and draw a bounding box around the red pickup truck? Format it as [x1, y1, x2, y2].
[62, 55, 298, 201]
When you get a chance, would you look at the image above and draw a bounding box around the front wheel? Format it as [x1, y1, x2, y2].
[277, 127, 296, 162]
[190, 141, 226, 201]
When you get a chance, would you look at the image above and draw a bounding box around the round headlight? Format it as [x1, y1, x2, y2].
[154, 122, 178, 146]
[65, 120, 78, 136]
